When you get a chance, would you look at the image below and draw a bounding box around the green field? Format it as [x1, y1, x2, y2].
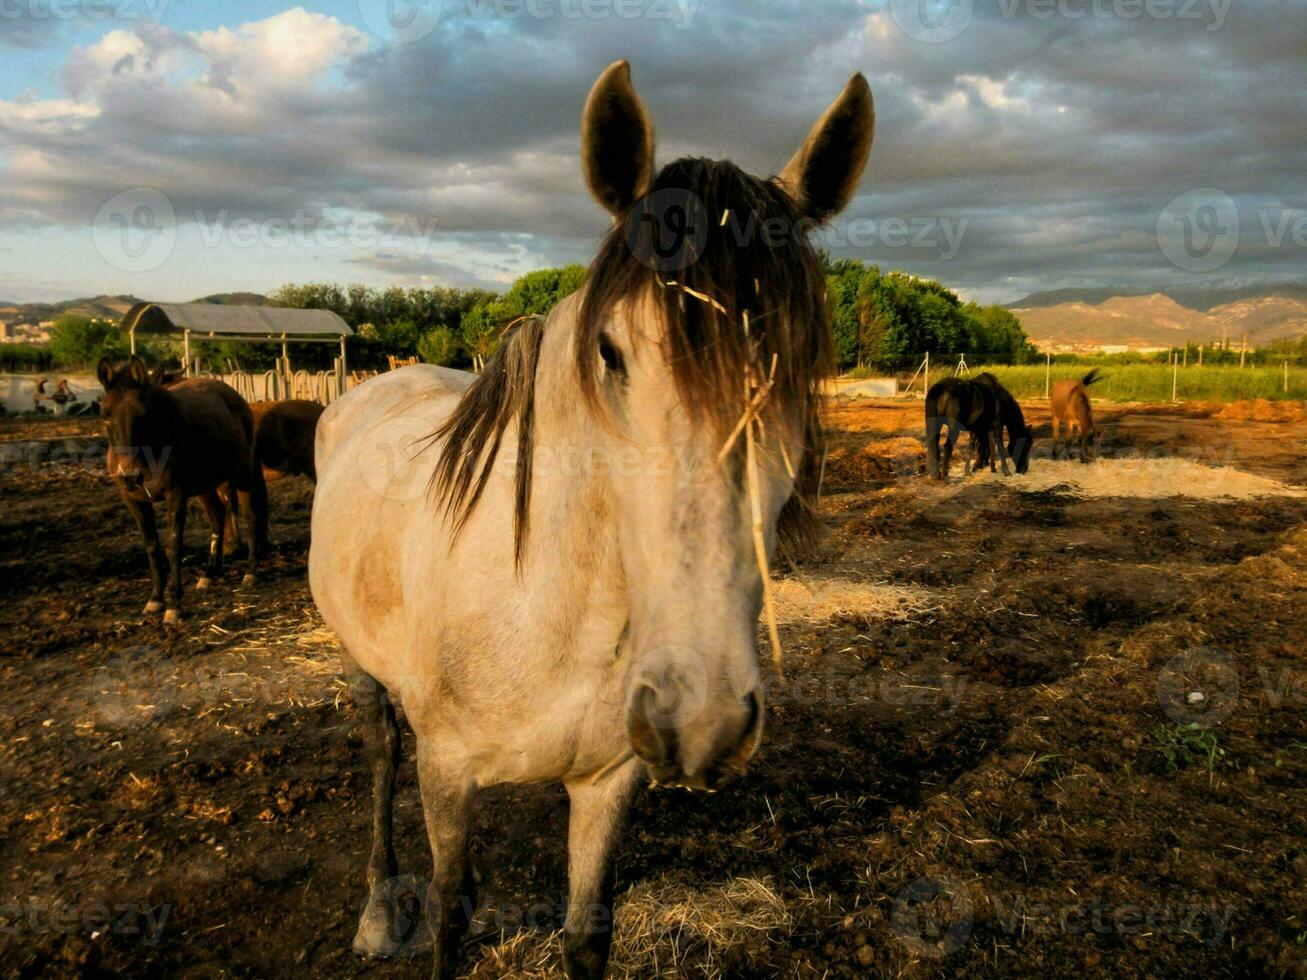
[930, 363, 1306, 403]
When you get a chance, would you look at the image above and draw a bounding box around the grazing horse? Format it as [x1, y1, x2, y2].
[309, 61, 873, 979]
[98, 356, 267, 622]
[971, 372, 1033, 474]
[220, 399, 323, 551]
[1051, 368, 1102, 462]
[925, 376, 1002, 479]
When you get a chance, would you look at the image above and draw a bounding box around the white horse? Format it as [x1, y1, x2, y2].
[309, 60, 874, 979]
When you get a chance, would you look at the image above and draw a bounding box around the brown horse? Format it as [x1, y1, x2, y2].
[98, 356, 267, 623]
[221, 399, 323, 550]
[1051, 368, 1102, 462]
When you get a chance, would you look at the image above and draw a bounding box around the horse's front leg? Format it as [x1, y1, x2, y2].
[122, 490, 165, 615]
[161, 488, 187, 623]
[942, 424, 959, 479]
[992, 424, 1011, 476]
[414, 740, 476, 979]
[563, 761, 641, 980]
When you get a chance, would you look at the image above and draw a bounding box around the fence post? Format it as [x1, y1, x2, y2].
[1045, 349, 1051, 398]
[1239, 334, 1246, 369]
[924, 351, 929, 397]
[1172, 356, 1179, 403]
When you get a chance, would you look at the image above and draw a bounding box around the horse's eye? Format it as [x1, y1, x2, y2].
[598, 334, 625, 375]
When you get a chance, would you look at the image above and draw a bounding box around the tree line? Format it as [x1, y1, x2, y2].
[17, 259, 1046, 374]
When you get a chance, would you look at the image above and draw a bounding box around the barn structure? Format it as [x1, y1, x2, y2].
[119, 302, 353, 400]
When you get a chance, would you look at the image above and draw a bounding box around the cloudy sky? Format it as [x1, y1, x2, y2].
[0, 0, 1303, 305]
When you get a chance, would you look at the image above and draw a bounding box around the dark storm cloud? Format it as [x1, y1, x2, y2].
[0, 0, 1303, 298]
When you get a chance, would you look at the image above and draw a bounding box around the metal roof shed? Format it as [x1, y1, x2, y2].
[120, 302, 353, 394]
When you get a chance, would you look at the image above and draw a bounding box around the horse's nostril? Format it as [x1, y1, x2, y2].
[628, 683, 679, 770]
[742, 689, 761, 736]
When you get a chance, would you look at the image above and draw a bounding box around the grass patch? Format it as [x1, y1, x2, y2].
[978, 364, 1306, 403]
[1147, 723, 1225, 773]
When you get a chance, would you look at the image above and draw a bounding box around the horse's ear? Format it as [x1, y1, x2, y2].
[97, 358, 115, 389]
[581, 60, 655, 219]
[776, 73, 874, 223]
[128, 355, 150, 385]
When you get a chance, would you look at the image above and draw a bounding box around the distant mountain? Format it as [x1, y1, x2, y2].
[0, 292, 270, 328]
[0, 294, 142, 326]
[1010, 281, 1307, 311]
[1009, 283, 1307, 349]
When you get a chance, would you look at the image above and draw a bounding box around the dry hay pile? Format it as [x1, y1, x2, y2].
[468, 875, 797, 979]
[87, 603, 346, 728]
[960, 457, 1304, 500]
[772, 575, 940, 625]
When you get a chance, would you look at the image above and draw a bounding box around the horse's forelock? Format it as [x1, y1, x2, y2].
[576, 157, 831, 434]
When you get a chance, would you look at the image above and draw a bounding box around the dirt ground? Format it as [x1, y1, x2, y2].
[2, 399, 1305, 978]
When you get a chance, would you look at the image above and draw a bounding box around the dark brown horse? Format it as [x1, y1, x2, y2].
[98, 356, 267, 623]
[925, 376, 1005, 479]
[220, 399, 323, 550]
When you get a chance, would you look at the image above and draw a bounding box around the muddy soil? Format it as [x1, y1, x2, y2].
[1, 402, 1305, 978]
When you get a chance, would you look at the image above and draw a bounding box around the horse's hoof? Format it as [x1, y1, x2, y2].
[163, 608, 182, 625]
[143, 600, 164, 615]
[352, 910, 405, 959]
[196, 577, 212, 591]
[240, 573, 257, 588]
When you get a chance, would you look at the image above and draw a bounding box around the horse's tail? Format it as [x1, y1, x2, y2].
[1080, 368, 1103, 388]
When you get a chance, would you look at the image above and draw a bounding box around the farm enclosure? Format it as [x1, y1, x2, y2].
[1, 398, 1305, 977]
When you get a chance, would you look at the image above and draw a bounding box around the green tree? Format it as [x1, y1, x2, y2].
[48, 314, 128, 367]
[418, 326, 460, 366]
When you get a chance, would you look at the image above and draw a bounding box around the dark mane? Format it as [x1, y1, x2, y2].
[431, 157, 835, 564]
[429, 315, 545, 567]
[578, 157, 834, 552]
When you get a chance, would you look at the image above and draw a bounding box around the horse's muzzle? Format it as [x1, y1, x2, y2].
[626, 681, 764, 790]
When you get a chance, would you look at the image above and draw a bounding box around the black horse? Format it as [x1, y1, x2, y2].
[971, 372, 1033, 474]
[925, 376, 1005, 479]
